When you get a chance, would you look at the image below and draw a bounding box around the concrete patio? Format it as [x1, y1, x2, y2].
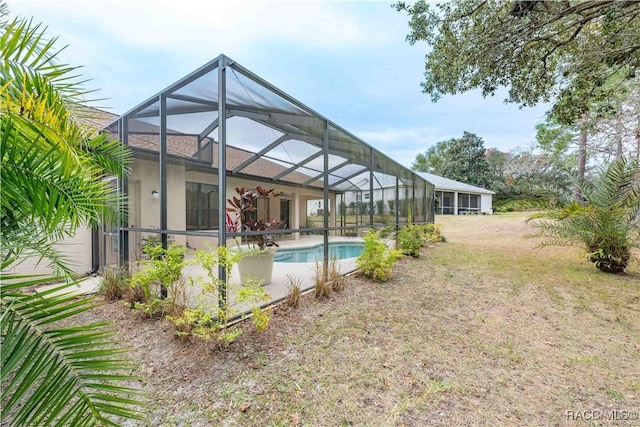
[181, 235, 365, 316]
[35, 235, 369, 318]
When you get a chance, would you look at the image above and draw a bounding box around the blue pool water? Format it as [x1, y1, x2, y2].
[274, 242, 364, 263]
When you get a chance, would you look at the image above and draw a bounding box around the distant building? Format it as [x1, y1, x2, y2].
[417, 172, 494, 215]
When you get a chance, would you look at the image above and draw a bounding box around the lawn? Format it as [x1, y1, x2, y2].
[83, 212, 639, 426]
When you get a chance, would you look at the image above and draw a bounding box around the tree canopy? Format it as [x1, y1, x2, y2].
[537, 77, 640, 164]
[395, 0, 640, 124]
[412, 131, 492, 188]
[493, 148, 573, 205]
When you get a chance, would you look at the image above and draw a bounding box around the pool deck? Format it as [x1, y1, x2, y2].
[182, 235, 365, 314]
[35, 235, 367, 316]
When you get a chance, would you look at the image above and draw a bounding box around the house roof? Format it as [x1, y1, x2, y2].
[79, 106, 323, 187]
[98, 116, 324, 187]
[73, 106, 119, 129]
[417, 172, 494, 195]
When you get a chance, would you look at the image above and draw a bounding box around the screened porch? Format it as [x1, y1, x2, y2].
[100, 54, 435, 306]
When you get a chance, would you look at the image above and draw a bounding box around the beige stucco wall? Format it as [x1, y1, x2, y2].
[7, 225, 93, 277]
[128, 158, 187, 255]
[175, 171, 328, 249]
[9, 156, 338, 275]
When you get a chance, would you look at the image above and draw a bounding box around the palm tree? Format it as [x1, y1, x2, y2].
[1, 2, 145, 425]
[528, 158, 640, 274]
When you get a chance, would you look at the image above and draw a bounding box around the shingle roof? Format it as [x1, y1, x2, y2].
[86, 110, 320, 187]
[72, 106, 119, 129]
[125, 132, 319, 186]
[417, 172, 494, 195]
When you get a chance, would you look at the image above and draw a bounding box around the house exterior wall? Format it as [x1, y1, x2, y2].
[7, 225, 93, 277]
[128, 158, 187, 253]
[11, 155, 435, 276]
[435, 188, 493, 215]
[130, 165, 329, 252]
[481, 194, 493, 214]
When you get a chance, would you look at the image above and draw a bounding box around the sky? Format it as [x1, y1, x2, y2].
[9, 0, 550, 167]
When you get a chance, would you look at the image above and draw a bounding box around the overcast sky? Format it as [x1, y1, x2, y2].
[10, 0, 550, 167]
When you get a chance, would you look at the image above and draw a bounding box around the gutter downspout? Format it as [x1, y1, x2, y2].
[86, 226, 100, 275]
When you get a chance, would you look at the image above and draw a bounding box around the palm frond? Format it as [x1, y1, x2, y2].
[1, 106, 129, 262]
[1, 275, 146, 426]
[0, 16, 89, 103]
[528, 158, 640, 273]
[0, 2, 8, 25]
[1, 5, 144, 424]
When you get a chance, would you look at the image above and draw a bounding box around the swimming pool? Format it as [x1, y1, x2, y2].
[274, 242, 364, 263]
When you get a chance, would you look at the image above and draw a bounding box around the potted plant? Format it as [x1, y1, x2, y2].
[226, 186, 283, 285]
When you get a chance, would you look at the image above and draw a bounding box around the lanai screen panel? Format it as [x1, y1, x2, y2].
[170, 67, 219, 106]
[163, 67, 221, 164]
[328, 124, 372, 192]
[124, 112, 205, 253]
[397, 168, 414, 224]
[118, 63, 222, 167]
[372, 170, 396, 219]
[415, 179, 426, 222]
[305, 154, 348, 179]
[329, 163, 367, 188]
[116, 55, 432, 198]
[111, 55, 435, 245]
[265, 139, 319, 167]
[222, 63, 326, 186]
[372, 152, 398, 219]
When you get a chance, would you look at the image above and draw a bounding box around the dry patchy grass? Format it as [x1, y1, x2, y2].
[72, 213, 639, 426]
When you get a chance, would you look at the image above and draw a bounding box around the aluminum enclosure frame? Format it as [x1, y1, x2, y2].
[105, 53, 435, 302]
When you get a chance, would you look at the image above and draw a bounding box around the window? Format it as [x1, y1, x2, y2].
[441, 191, 455, 214]
[470, 194, 479, 210]
[458, 193, 470, 209]
[186, 182, 219, 230]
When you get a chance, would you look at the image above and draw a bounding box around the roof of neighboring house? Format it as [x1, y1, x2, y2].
[417, 172, 495, 195]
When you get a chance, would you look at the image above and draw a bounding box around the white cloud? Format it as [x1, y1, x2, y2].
[7, 0, 552, 161]
[353, 126, 450, 166]
[12, 0, 375, 54]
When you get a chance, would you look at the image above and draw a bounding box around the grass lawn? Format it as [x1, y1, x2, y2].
[84, 212, 639, 426]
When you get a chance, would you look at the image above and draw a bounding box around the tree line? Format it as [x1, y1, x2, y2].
[399, 0, 640, 210]
[399, 0, 639, 274]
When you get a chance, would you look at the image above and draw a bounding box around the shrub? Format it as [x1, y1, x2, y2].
[397, 225, 422, 257]
[285, 274, 302, 308]
[128, 243, 188, 318]
[98, 265, 129, 300]
[418, 223, 446, 244]
[378, 225, 395, 239]
[313, 260, 333, 300]
[140, 234, 176, 259]
[528, 159, 640, 274]
[494, 200, 517, 213]
[313, 254, 347, 298]
[166, 246, 270, 348]
[252, 307, 270, 332]
[168, 306, 242, 346]
[328, 256, 346, 292]
[357, 229, 401, 281]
